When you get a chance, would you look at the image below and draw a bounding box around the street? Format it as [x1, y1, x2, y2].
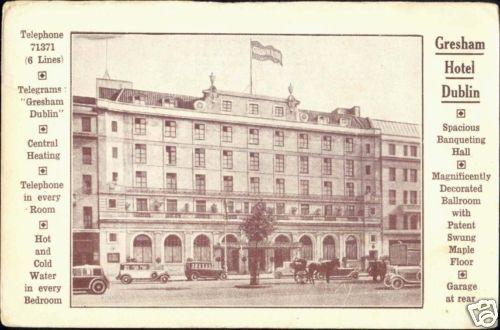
[72, 276, 421, 307]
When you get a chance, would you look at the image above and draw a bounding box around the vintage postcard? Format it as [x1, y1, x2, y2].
[1, 1, 498, 328]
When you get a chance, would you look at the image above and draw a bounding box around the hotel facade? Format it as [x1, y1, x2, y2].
[72, 76, 421, 276]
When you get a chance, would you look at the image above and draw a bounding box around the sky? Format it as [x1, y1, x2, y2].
[72, 34, 421, 124]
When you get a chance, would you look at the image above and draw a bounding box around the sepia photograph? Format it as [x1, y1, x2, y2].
[71, 33, 422, 307]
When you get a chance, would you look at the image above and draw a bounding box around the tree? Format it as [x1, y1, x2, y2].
[240, 201, 275, 285]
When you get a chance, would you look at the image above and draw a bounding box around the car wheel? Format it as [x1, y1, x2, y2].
[90, 279, 107, 294]
[391, 278, 404, 290]
[151, 272, 158, 280]
[159, 275, 169, 283]
[383, 275, 392, 288]
[275, 272, 282, 279]
[219, 273, 227, 280]
[191, 273, 199, 281]
[121, 275, 132, 284]
[316, 273, 324, 280]
[351, 272, 359, 280]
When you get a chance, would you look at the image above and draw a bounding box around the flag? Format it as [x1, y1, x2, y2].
[251, 40, 283, 65]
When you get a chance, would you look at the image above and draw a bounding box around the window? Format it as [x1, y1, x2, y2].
[166, 146, 176, 165]
[112, 147, 118, 158]
[389, 143, 396, 155]
[221, 150, 233, 169]
[112, 172, 118, 182]
[324, 205, 333, 217]
[195, 200, 206, 213]
[248, 103, 259, 115]
[274, 130, 284, 147]
[324, 181, 333, 196]
[346, 205, 355, 216]
[135, 171, 147, 188]
[403, 191, 408, 204]
[323, 158, 332, 175]
[403, 215, 409, 229]
[226, 201, 234, 213]
[370, 208, 376, 216]
[410, 191, 418, 204]
[370, 235, 376, 243]
[345, 138, 353, 153]
[345, 160, 354, 177]
[109, 233, 117, 242]
[403, 145, 408, 156]
[193, 234, 210, 261]
[365, 165, 371, 175]
[298, 133, 308, 149]
[410, 146, 418, 157]
[299, 180, 309, 196]
[108, 199, 116, 208]
[107, 253, 120, 263]
[223, 176, 233, 192]
[249, 128, 259, 144]
[244, 202, 250, 213]
[276, 179, 285, 195]
[389, 215, 397, 229]
[83, 207, 92, 229]
[222, 100, 232, 112]
[322, 136, 332, 151]
[164, 120, 176, 138]
[111, 121, 118, 132]
[133, 234, 152, 263]
[81, 117, 91, 132]
[345, 236, 357, 260]
[164, 235, 182, 263]
[275, 154, 284, 172]
[136, 198, 148, 211]
[345, 182, 354, 197]
[276, 202, 285, 214]
[300, 204, 310, 215]
[194, 123, 205, 140]
[389, 167, 396, 181]
[250, 177, 260, 194]
[366, 185, 371, 194]
[403, 169, 408, 182]
[410, 169, 418, 182]
[166, 199, 177, 212]
[365, 143, 371, 154]
[82, 175, 92, 194]
[249, 152, 259, 171]
[82, 147, 92, 164]
[274, 106, 284, 117]
[195, 175, 206, 193]
[410, 215, 420, 229]
[222, 126, 232, 143]
[194, 148, 205, 167]
[389, 190, 396, 204]
[299, 156, 309, 174]
[134, 117, 146, 135]
[135, 144, 147, 163]
[166, 173, 177, 192]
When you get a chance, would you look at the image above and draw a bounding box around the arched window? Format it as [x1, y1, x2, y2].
[323, 236, 336, 260]
[133, 234, 152, 263]
[345, 236, 358, 260]
[193, 235, 211, 262]
[222, 234, 238, 245]
[299, 236, 313, 260]
[164, 235, 182, 263]
[274, 235, 291, 268]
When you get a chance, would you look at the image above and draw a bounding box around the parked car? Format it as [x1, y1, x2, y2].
[116, 262, 170, 284]
[384, 265, 422, 289]
[72, 265, 109, 294]
[274, 261, 295, 279]
[184, 261, 227, 280]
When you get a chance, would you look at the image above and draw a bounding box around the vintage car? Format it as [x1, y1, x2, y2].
[184, 261, 227, 280]
[315, 267, 360, 280]
[116, 262, 170, 284]
[273, 261, 295, 279]
[384, 265, 422, 289]
[72, 265, 109, 294]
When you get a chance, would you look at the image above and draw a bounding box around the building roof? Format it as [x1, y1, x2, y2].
[99, 87, 199, 110]
[371, 119, 420, 137]
[73, 96, 96, 105]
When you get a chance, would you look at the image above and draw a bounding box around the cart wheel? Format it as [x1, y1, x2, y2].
[391, 278, 404, 290]
[90, 279, 107, 294]
[159, 275, 169, 283]
[120, 275, 132, 284]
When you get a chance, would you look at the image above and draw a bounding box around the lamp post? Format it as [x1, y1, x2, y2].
[223, 198, 228, 272]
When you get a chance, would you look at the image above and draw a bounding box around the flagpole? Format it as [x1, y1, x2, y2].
[249, 40, 253, 94]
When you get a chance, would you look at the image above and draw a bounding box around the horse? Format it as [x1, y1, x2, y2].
[308, 258, 341, 283]
[290, 258, 314, 284]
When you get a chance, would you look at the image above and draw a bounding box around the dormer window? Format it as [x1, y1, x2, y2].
[161, 97, 176, 108]
[248, 103, 259, 115]
[274, 106, 284, 117]
[318, 116, 329, 124]
[221, 100, 232, 112]
[340, 118, 350, 127]
[133, 95, 146, 105]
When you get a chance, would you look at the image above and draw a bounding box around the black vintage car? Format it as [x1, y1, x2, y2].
[72, 265, 109, 294]
[184, 261, 227, 281]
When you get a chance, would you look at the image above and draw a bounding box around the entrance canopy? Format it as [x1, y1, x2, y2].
[217, 242, 302, 250]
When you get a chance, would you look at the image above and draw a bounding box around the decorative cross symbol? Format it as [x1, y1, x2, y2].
[39, 221, 48, 229]
[39, 125, 47, 134]
[458, 270, 467, 279]
[456, 109, 466, 118]
[457, 161, 466, 169]
[38, 166, 47, 175]
[38, 71, 47, 80]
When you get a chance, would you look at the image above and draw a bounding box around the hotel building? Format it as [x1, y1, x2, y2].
[72, 75, 420, 276]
